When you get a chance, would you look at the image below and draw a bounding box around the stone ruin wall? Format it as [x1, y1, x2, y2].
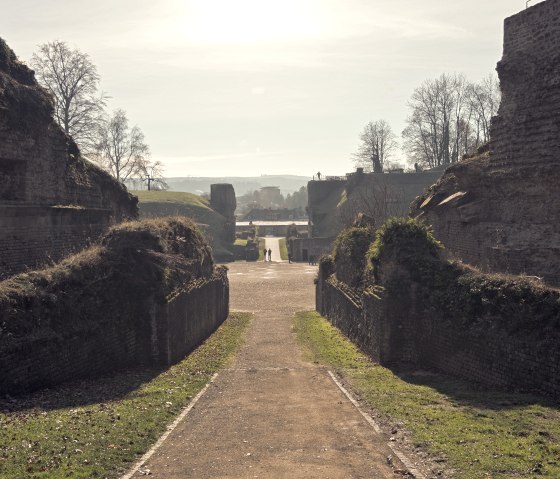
[412, 0, 560, 286]
[316, 256, 560, 398]
[491, 0, 560, 170]
[0, 218, 229, 394]
[0, 38, 137, 278]
[210, 183, 237, 244]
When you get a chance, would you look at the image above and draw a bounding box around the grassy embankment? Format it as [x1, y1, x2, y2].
[132, 190, 233, 260]
[0, 313, 251, 479]
[294, 311, 560, 479]
[257, 237, 266, 261]
[278, 238, 289, 260]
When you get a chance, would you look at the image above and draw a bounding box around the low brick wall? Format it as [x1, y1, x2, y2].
[156, 272, 229, 365]
[0, 218, 229, 394]
[0, 270, 229, 394]
[317, 258, 560, 398]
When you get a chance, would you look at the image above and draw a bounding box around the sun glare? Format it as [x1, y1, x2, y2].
[172, 0, 322, 44]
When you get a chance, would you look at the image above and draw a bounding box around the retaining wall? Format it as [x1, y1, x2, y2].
[0, 218, 229, 394]
[316, 258, 560, 398]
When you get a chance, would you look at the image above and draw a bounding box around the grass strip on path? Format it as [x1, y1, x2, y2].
[294, 311, 560, 479]
[0, 312, 252, 479]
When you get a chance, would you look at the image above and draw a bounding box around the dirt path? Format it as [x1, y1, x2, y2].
[128, 262, 399, 478]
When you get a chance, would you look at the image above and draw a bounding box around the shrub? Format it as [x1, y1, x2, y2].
[332, 227, 375, 287]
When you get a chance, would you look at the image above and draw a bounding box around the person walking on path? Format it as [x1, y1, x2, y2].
[267, 248, 272, 261]
[263, 248, 268, 261]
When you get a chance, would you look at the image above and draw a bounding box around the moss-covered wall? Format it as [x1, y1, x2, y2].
[0, 218, 229, 394]
[317, 218, 560, 398]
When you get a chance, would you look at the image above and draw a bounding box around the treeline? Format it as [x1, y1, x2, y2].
[353, 73, 500, 172]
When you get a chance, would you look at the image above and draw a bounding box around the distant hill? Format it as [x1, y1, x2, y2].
[163, 175, 311, 196]
[132, 190, 234, 261]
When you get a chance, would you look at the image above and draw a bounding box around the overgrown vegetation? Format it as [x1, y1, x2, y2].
[0, 217, 218, 393]
[366, 217, 442, 282]
[294, 311, 560, 479]
[364, 217, 560, 339]
[0, 312, 251, 479]
[332, 226, 375, 286]
[133, 190, 234, 261]
[0, 217, 212, 330]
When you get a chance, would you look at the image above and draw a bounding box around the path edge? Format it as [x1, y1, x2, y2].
[327, 370, 427, 479]
[120, 372, 219, 479]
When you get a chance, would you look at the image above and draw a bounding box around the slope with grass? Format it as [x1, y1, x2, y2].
[294, 311, 560, 479]
[132, 190, 233, 261]
[0, 313, 251, 479]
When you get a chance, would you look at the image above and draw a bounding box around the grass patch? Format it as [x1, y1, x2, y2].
[294, 311, 560, 479]
[234, 238, 248, 247]
[132, 190, 212, 210]
[132, 190, 233, 261]
[278, 238, 289, 261]
[258, 238, 266, 261]
[0, 313, 251, 479]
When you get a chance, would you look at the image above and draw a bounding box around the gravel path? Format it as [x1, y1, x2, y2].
[129, 262, 398, 478]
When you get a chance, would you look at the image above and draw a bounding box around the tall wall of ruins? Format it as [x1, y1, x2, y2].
[210, 183, 236, 244]
[412, 0, 560, 285]
[0, 38, 137, 278]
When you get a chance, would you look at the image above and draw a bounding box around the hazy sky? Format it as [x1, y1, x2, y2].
[2, 0, 543, 177]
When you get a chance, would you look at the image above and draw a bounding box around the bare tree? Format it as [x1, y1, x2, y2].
[31, 40, 106, 154]
[338, 179, 406, 228]
[402, 72, 501, 169]
[92, 109, 149, 183]
[466, 74, 501, 146]
[402, 74, 464, 169]
[352, 120, 398, 173]
[139, 160, 168, 190]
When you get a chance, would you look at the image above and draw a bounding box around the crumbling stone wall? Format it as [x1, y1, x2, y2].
[0, 218, 229, 394]
[0, 38, 137, 278]
[412, 0, 560, 286]
[316, 220, 560, 398]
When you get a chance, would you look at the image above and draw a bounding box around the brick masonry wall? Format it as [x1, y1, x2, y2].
[316, 259, 560, 398]
[413, 0, 560, 286]
[491, 0, 560, 169]
[0, 206, 114, 277]
[0, 38, 138, 278]
[156, 271, 230, 365]
[0, 269, 229, 394]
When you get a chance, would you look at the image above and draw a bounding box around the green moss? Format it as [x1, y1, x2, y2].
[365, 217, 560, 345]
